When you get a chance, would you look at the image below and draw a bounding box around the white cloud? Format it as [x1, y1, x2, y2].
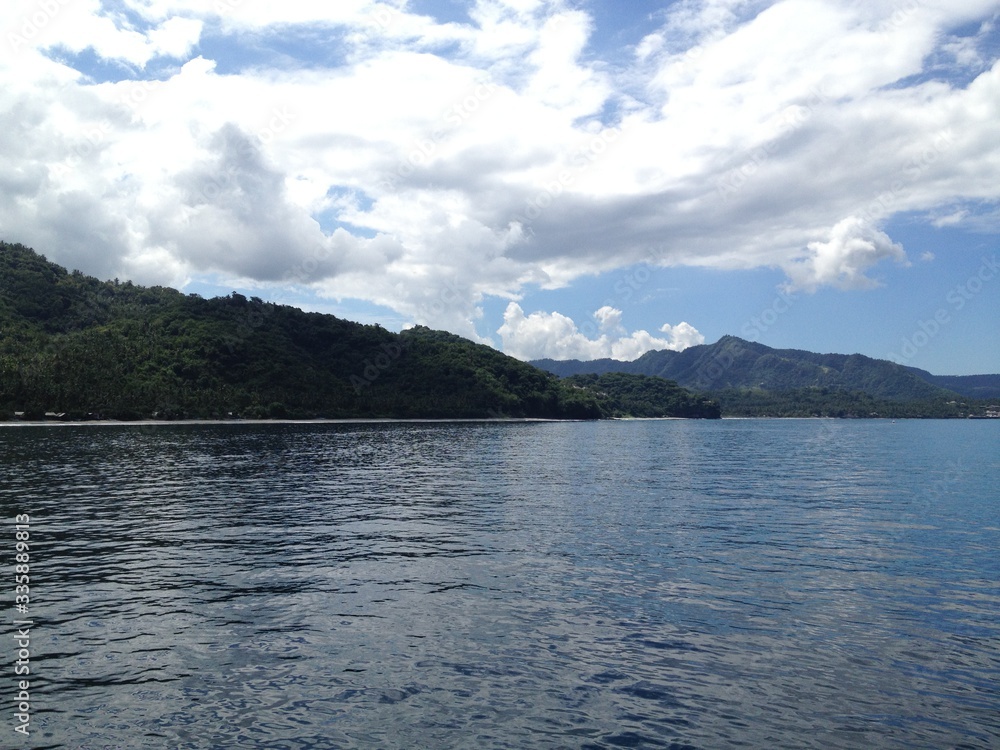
[3, 0, 204, 68]
[1, 0, 999, 353]
[931, 209, 970, 228]
[783, 216, 908, 291]
[593, 305, 622, 330]
[659, 321, 705, 351]
[497, 303, 704, 361]
[146, 16, 202, 59]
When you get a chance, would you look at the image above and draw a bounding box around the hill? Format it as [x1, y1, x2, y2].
[902, 371, 1000, 400]
[0, 241, 720, 421]
[533, 335, 998, 418]
[0, 241, 605, 420]
[534, 335, 961, 400]
[563, 373, 720, 419]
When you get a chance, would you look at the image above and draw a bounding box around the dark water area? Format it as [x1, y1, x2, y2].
[1, 419, 998, 749]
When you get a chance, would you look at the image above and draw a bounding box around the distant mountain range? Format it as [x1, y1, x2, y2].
[532, 335, 1000, 402]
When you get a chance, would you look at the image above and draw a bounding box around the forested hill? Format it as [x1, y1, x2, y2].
[534, 334, 998, 402]
[0, 241, 594, 419]
[563, 373, 721, 419]
[902, 371, 1000, 400]
[0, 241, 721, 420]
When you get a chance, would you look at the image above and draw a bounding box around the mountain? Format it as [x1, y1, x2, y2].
[533, 336, 1000, 417]
[902, 371, 1000, 401]
[533, 335, 987, 402]
[0, 241, 719, 421]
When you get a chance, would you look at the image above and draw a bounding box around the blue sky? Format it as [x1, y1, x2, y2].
[1, 0, 998, 374]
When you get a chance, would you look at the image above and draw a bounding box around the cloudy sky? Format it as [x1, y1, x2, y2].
[2, 0, 998, 374]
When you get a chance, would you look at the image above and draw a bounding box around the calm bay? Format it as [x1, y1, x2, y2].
[1, 419, 998, 749]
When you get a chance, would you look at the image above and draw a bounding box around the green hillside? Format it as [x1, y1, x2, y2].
[0, 241, 603, 420]
[904, 371, 1000, 400]
[563, 373, 720, 419]
[535, 335, 958, 401]
[1, 241, 724, 421]
[533, 335, 997, 418]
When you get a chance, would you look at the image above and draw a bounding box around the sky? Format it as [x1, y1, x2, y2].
[1, 0, 998, 375]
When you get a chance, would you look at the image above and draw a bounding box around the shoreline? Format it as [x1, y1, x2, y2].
[1, 415, 994, 428]
[0, 417, 571, 428]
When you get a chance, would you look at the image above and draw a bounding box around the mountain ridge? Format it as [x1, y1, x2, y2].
[532, 334, 1000, 402]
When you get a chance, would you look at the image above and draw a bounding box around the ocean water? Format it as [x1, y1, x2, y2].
[1, 419, 998, 749]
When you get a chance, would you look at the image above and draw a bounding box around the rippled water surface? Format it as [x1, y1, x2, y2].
[1, 419, 998, 749]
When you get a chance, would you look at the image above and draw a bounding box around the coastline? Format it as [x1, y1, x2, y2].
[2, 415, 994, 427]
[0, 417, 570, 428]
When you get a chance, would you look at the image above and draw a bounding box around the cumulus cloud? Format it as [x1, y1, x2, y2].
[497, 303, 704, 361]
[0, 0, 999, 350]
[148, 123, 337, 280]
[4, 0, 203, 67]
[783, 216, 908, 292]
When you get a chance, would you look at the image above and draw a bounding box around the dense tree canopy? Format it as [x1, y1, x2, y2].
[535, 334, 995, 418]
[708, 387, 980, 418]
[535, 334, 999, 403]
[1, 241, 719, 421]
[563, 373, 720, 419]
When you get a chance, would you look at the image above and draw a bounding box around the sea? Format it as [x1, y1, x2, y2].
[0, 418, 997, 749]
